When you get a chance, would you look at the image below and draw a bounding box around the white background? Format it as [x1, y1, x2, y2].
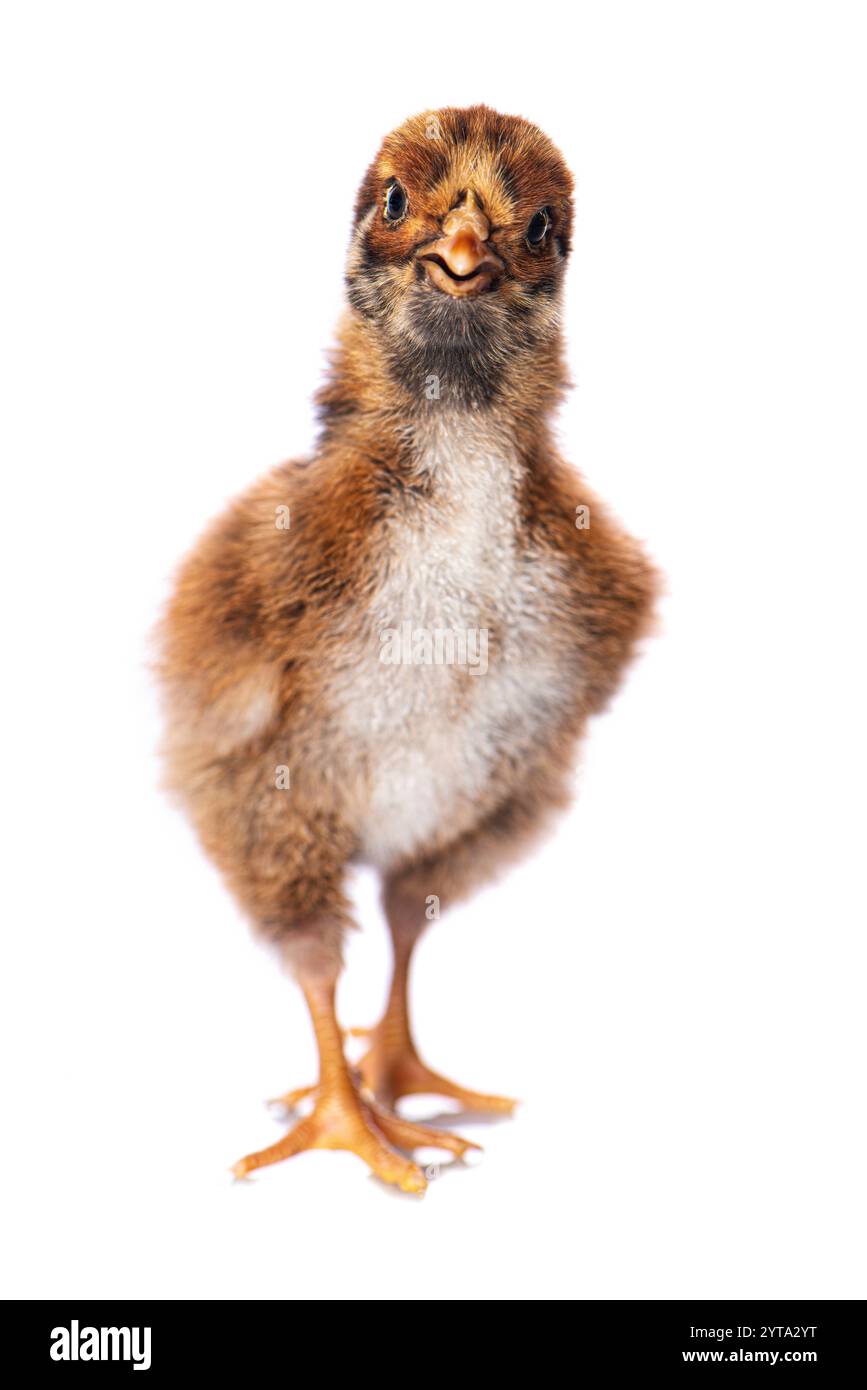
[1, 1, 865, 1301]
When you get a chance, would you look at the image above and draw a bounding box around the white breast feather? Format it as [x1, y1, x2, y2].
[329, 414, 572, 868]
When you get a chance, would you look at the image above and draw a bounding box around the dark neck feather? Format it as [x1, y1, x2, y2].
[315, 309, 569, 464]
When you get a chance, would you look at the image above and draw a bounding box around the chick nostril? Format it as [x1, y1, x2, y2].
[442, 204, 491, 243]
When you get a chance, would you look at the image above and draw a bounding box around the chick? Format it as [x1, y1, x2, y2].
[158, 105, 656, 1193]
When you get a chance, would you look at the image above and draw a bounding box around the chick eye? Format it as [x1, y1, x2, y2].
[526, 208, 551, 247]
[384, 182, 408, 222]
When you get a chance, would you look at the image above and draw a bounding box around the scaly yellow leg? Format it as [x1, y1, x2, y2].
[351, 928, 517, 1116]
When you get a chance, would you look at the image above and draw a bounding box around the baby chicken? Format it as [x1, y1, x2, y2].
[158, 105, 656, 1193]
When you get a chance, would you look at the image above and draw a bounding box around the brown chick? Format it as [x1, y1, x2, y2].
[157, 105, 657, 1194]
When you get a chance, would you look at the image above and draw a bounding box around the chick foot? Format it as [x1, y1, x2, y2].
[234, 1076, 424, 1192]
[266, 1078, 480, 1172]
[349, 1024, 517, 1116]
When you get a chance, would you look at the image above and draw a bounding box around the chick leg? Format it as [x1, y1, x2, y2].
[241, 976, 477, 1191]
[352, 778, 576, 1116]
[353, 917, 517, 1116]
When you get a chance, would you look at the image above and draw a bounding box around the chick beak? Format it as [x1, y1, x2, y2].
[419, 195, 503, 297]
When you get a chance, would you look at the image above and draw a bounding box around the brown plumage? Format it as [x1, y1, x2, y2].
[157, 104, 657, 1192]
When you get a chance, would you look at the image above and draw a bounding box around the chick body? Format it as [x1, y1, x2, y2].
[158, 106, 656, 1189]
